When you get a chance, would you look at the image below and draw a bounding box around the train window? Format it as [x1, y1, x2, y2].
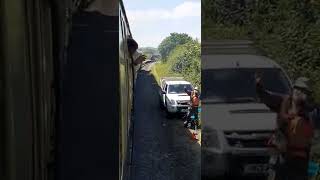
[121, 20, 130, 63]
[121, 21, 126, 42]
[119, 13, 127, 62]
[121, 22, 127, 61]
[0, 1, 4, 174]
[0, 57, 3, 178]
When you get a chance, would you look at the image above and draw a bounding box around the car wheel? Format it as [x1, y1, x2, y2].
[166, 112, 174, 119]
[166, 102, 174, 119]
[159, 97, 165, 110]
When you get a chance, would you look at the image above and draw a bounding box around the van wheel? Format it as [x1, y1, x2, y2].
[166, 111, 173, 119]
[166, 102, 173, 118]
[159, 98, 165, 110]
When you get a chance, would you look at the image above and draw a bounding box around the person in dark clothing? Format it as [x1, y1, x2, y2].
[127, 38, 145, 65]
[255, 74, 316, 180]
[127, 38, 138, 53]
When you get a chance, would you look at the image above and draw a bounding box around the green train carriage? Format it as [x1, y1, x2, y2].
[1, 0, 136, 179]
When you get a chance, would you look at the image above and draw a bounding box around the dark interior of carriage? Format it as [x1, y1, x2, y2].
[56, 9, 119, 180]
[1, 0, 122, 180]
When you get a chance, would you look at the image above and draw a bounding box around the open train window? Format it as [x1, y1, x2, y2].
[0, 1, 4, 177]
[0, 35, 3, 180]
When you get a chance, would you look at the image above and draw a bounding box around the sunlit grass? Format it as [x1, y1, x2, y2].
[151, 61, 180, 85]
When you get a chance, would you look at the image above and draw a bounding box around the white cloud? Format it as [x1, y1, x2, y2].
[125, 1, 201, 47]
[127, 1, 200, 25]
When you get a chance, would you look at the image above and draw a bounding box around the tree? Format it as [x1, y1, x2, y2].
[203, 0, 320, 102]
[158, 33, 193, 62]
[139, 47, 159, 59]
[139, 47, 158, 55]
[167, 41, 201, 88]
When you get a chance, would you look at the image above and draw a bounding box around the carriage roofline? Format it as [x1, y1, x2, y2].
[120, 0, 132, 37]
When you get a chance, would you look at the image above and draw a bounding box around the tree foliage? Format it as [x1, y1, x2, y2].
[203, 0, 320, 103]
[139, 47, 159, 59]
[158, 33, 193, 62]
[139, 47, 158, 55]
[167, 41, 201, 88]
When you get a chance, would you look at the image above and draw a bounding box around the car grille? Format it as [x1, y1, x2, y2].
[224, 130, 273, 148]
[202, 130, 220, 149]
[229, 155, 270, 175]
[177, 100, 189, 106]
[233, 155, 270, 164]
[177, 107, 188, 111]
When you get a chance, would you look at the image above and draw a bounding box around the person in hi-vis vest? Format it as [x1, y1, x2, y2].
[185, 86, 200, 120]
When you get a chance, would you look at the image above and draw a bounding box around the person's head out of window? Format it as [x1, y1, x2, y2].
[127, 38, 138, 55]
[127, 38, 145, 65]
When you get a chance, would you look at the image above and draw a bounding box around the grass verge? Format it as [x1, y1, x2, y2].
[151, 61, 180, 85]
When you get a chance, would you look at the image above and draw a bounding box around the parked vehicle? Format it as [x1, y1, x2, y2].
[159, 77, 193, 115]
[201, 45, 292, 178]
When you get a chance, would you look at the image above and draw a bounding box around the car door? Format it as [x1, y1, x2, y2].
[163, 84, 168, 106]
[159, 82, 165, 102]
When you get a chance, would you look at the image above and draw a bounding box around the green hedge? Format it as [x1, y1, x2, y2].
[203, 0, 320, 103]
[167, 41, 201, 88]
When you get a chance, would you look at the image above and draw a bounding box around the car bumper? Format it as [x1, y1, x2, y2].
[167, 105, 189, 113]
[202, 150, 229, 177]
[202, 148, 270, 178]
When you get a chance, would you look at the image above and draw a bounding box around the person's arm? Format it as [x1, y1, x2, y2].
[133, 56, 145, 65]
[255, 74, 285, 113]
[131, 51, 146, 66]
[184, 88, 191, 96]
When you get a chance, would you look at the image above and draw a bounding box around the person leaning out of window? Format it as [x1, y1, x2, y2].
[127, 38, 146, 65]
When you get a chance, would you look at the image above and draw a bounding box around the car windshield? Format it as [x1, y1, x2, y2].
[168, 84, 192, 94]
[202, 68, 291, 103]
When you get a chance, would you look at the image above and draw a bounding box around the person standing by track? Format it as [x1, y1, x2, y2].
[184, 87, 200, 128]
[255, 74, 317, 180]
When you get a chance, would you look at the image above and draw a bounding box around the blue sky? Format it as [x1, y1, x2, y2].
[123, 0, 201, 48]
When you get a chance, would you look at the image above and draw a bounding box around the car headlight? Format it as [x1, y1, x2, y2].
[168, 99, 176, 105]
[202, 129, 221, 149]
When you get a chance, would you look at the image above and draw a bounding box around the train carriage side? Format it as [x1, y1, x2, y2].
[119, 1, 137, 179]
[0, 0, 76, 179]
[1, 0, 111, 180]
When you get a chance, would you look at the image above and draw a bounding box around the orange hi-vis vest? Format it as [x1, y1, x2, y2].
[191, 94, 200, 107]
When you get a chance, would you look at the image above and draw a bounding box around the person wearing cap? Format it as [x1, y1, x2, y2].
[127, 38, 146, 65]
[255, 75, 315, 180]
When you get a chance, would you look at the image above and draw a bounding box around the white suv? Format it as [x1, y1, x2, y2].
[159, 77, 193, 114]
[201, 54, 292, 178]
